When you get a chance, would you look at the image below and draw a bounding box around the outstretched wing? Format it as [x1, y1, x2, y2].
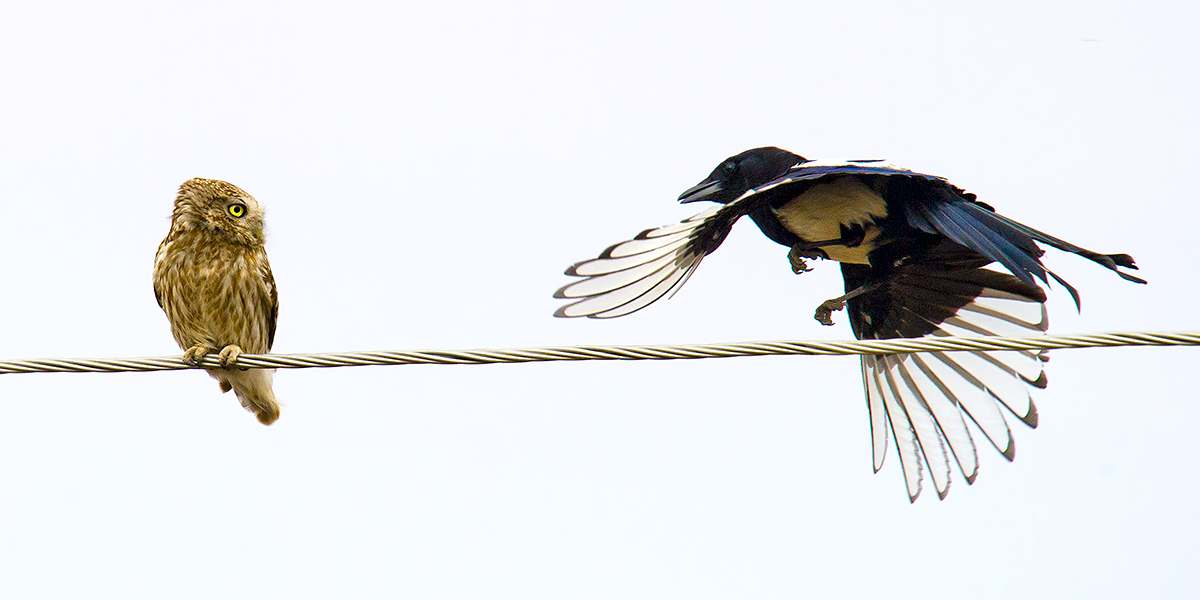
[844, 241, 1049, 501]
[554, 160, 927, 319]
[554, 197, 767, 318]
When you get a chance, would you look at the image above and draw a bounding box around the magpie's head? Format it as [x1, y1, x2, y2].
[679, 147, 804, 204]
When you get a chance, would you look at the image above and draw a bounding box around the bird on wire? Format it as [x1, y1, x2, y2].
[153, 178, 281, 425]
[554, 147, 1145, 501]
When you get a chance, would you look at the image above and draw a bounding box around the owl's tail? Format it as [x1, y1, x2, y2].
[211, 368, 281, 425]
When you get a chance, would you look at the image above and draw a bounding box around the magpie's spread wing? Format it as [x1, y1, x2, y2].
[554, 196, 767, 318]
[844, 241, 1049, 501]
[554, 160, 921, 318]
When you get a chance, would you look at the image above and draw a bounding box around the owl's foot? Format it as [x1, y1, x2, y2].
[218, 344, 245, 369]
[788, 246, 823, 274]
[182, 343, 217, 365]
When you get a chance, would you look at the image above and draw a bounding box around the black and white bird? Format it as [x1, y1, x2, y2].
[554, 147, 1144, 501]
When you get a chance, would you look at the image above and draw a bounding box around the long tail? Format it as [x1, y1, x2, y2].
[903, 194, 1145, 308]
[211, 368, 281, 425]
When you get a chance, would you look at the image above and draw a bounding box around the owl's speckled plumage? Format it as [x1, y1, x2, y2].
[153, 178, 281, 425]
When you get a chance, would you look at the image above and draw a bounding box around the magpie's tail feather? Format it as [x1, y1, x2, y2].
[905, 200, 1049, 289]
[904, 198, 1145, 313]
[960, 202, 1146, 285]
[1104, 253, 1138, 270]
[1045, 269, 1082, 309]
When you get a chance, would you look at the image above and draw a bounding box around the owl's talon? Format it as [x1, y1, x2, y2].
[218, 345, 244, 369]
[182, 344, 216, 365]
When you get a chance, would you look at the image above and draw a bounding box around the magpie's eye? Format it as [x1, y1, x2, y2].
[721, 161, 737, 176]
[228, 203, 246, 218]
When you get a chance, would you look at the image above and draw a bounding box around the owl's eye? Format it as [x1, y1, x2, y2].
[228, 203, 246, 218]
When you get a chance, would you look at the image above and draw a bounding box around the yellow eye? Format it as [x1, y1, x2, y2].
[228, 203, 246, 218]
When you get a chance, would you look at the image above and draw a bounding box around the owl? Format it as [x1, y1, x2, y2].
[153, 178, 281, 425]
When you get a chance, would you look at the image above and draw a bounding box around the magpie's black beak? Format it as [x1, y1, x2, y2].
[679, 179, 722, 204]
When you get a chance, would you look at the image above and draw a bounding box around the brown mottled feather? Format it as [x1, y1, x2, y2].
[152, 178, 281, 425]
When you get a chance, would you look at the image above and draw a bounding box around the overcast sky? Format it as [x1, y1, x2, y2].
[0, 1, 1196, 598]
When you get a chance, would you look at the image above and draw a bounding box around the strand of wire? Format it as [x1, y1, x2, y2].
[0, 330, 1196, 375]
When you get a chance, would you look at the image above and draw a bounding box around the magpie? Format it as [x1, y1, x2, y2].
[554, 147, 1144, 502]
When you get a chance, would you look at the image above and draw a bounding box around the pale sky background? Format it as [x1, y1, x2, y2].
[0, 1, 1196, 598]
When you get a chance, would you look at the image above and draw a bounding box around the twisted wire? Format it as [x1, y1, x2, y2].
[0, 330, 1195, 375]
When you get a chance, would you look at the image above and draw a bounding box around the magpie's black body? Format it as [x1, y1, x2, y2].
[554, 147, 1144, 501]
[674, 147, 1142, 334]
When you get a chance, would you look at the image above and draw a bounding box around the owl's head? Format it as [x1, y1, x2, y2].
[172, 178, 267, 244]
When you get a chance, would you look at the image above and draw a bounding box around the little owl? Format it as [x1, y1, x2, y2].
[153, 178, 281, 425]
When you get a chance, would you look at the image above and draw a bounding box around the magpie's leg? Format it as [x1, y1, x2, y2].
[839, 223, 867, 248]
[788, 235, 847, 274]
[789, 224, 871, 275]
[788, 246, 824, 274]
[814, 282, 881, 326]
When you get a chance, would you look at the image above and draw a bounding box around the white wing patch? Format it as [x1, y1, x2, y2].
[863, 286, 1049, 502]
[555, 204, 724, 318]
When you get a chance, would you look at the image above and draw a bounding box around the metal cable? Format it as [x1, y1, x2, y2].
[0, 330, 1196, 375]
